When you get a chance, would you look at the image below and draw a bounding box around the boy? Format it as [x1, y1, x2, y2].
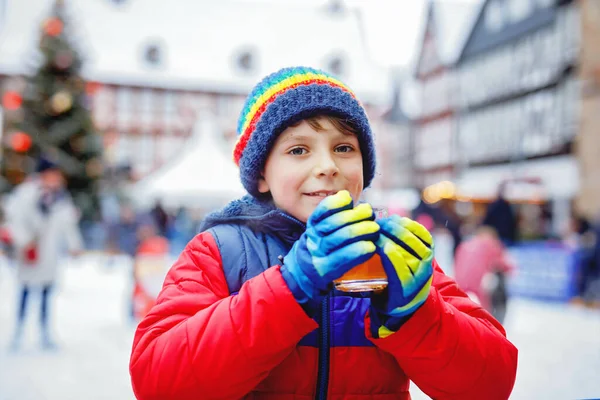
[129, 67, 518, 400]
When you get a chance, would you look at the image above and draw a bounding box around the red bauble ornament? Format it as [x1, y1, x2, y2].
[85, 81, 102, 96]
[2, 91, 23, 110]
[11, 132, 33, 153]
[44, 18, 63, 36]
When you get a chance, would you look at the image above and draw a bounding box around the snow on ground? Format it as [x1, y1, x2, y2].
[0, 254, 599, 400]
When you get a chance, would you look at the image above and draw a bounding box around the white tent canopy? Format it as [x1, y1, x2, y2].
[134, 111, 245, 209]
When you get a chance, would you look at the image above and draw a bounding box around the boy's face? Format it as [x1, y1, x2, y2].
[258, 117, 364, 222]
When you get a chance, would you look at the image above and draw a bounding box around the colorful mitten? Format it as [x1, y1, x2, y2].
[281, 191, 379, 306]
[371, 215, 434, 338]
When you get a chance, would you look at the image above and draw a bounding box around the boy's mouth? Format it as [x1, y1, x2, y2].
[304, 190, 339, 197]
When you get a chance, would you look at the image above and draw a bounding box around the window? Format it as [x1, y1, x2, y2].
[114, 134, 132, 165]
[132, 133, 155, 176]
[233, 47, 258, 74]
[420, 35, 440, 76]
[559, 78, 579, 141]
[237, 51, 255, 72]
[415, 119, 452, 169]
[324, 52, 347, 78]
[140, 89, 154, 129]
[238, 52, 253, 71]
[485, 1, 505, 32]
[558, 4, 581, 66]
[328, 57, 344, 76]
[508, 0, 533, 23]
[92, 86, 114, 130]
[536, 0, 554, 9]
[164, 91, 178, 129]
[117, 87, 133, 129]
[141, 41, 165, 67]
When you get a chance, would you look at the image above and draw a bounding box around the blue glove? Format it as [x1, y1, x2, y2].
[371, 215, 434, 338]
[281, 191, 380, 308]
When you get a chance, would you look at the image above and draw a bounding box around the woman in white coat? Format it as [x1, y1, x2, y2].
[4, 158, 83, 349]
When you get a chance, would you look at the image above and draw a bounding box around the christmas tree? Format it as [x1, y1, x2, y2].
[1, 0, 103, 221]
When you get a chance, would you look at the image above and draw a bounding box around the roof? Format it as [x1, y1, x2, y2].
[458, 0, 559, 62]
[0, 0, 390, 104]
[413, 0, 481, 74]
[434, 0, 481, 65]
[382, 67, 411, 123]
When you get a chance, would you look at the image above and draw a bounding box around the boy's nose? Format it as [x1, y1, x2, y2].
[313, 152, 339, 177]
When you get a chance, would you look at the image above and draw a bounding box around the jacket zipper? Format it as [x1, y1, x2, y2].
[315, 295, 330, 400]
[279, 210, 329, 399]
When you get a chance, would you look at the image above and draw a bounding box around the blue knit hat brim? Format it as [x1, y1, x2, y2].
[239, 84, 376, 198]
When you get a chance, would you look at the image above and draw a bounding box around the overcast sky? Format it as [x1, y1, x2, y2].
[237, 0, 480, 68]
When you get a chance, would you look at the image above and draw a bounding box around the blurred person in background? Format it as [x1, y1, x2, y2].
[131, 215, 169, 320]
[415, 213, 455, 277]
[150, 200, 169, 237]
[565, 214, 599, 306]
[591, 218, 600, 306]
[482, 183, 517, 246]
[3, 157, 84, 349]
[108, 203, 141, 261]
[168, 207, 197, 256]
[0, 197, 13, 256]
[412, 192, 462, 254]
[107, 202, 143, 320]
[454, 225, 514, 325]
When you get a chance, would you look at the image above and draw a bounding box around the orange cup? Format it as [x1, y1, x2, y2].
[333, 253, 387, 292]
[333, 207, 388, 292]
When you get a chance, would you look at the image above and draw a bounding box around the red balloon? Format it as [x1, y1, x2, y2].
[2, 91, 22, 110]
[11, 132, 33, 153]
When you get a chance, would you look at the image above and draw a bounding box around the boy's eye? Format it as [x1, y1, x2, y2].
[335, 145, 354, 153]
[288, 147, 307, 156]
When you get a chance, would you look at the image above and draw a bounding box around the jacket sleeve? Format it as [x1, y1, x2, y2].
[129, 231, 318, 400]
[366, 260, 518, 400]
[3, 185, 37, 249]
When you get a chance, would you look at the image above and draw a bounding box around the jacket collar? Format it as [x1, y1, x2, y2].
[200, 195, 306, 244]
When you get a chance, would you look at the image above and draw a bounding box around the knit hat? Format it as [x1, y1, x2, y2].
[36, 156, 60, 173]
[233, 66, 376, 198]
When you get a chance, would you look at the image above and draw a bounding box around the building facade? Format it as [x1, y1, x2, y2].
[0, 0, 394, 185]
[577, 0, 600, 219]
[454, 0, 580, 232]
[413, 1, 479, 189]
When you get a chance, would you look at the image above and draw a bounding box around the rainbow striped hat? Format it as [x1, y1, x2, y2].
[234, 66, 376, 198]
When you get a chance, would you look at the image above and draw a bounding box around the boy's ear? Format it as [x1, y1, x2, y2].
[257, 175, 270, 194]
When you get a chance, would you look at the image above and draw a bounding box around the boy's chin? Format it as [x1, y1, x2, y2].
[287, 201, 317, 224]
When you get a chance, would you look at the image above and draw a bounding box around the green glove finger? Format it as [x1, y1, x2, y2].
[310, 220, 380, 255]
[388, 275, 433, 314]
[309, 190, 354, 226]
[395, 215, 433, 248]
[313, 203, 375, 236]
[379, 218, 432, 261]
[377, 235, 418, 292]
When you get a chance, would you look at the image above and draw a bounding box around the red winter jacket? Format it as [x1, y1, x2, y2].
[129, 199, 517, 400]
